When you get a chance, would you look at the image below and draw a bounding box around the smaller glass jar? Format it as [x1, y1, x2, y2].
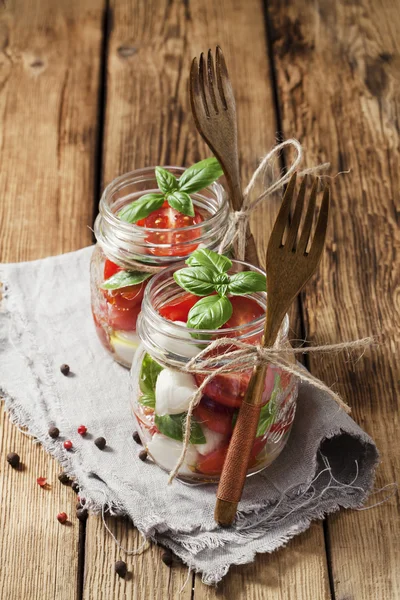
[91, 167, 232, 367]
[131, 261, 298, 483]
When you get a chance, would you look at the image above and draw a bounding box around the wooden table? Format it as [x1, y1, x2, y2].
[1, 1, 399, 598]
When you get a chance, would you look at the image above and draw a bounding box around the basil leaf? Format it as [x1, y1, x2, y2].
[186, 248, 232, 273]
[118, 193, 165, 223]
[101, 270, 152, 290]
[155, 413, 206, 444]
[187, 295, 233, 330]
[155, 167, 178, 194]
[139, 393, 156, 408]
[228, 272, 267, 295]
[167, 190, 195, 216]
[139, 353, 163, 397]
[178, 157, 224, 194]
[213, 272, 230, 297]
[173, 267, 216, 296]
[256, 374, 281, 437]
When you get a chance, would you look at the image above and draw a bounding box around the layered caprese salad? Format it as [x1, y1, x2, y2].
[132, 249, 298, 480]
[91, 159, 226, 366]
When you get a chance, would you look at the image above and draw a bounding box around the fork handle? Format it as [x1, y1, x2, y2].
[215, 362, 267, 526]
[214, 313, 284, 527]
[215, 398, 262, 525]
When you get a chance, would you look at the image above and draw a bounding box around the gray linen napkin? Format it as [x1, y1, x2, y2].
[0, 247, 378, 585]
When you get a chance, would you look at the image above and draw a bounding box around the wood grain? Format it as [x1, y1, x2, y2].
[83, 0, 331, 598]
[268, 0, 400, 598]
[0, 0, 105, 598]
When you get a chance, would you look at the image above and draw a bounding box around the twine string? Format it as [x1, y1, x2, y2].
[167, 336, 374, 483]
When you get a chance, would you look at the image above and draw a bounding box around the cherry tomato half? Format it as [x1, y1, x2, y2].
[158, 293, 199, 322]
[196, 437, 268, 475]
[136, 205, 204, 257]
[193, 396, 234, 435]
[104, 259, 122, 280]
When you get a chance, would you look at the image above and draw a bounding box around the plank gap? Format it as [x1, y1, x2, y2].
[77, 521, 87, 600]
[92, 0, 112, 237]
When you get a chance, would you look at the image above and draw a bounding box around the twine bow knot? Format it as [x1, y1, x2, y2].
[167, 335, 374, 483]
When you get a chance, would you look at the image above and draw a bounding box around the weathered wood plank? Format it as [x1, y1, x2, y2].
[268, 0, 400, 598]
[0, 1, 105, 598]
[83, 0, 331, 598]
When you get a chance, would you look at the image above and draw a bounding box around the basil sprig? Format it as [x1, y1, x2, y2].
[138, 353, 163, 408]
[173, 248, 266, 332]
[155, 413, 206, 444]
[118, 157, 223, 223]
[101, 270, 152, 291]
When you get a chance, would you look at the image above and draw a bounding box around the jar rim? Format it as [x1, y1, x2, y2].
[100, 166, 229, 234]
[141, 259, 289, 340]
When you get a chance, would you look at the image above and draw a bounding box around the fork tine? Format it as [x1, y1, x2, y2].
[297, 178, 318, 254]
[215, 46, 229, 110]
[285, 175, 307, 251]
[308, 185, 330, 259]
[268, 173, 297, 249]
[189, 57, 204, 120]
[207, 49, 219, 113]
[198, 52, 211, 118]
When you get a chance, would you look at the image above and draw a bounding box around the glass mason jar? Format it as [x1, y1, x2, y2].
[91, 167, 232, 367]
[130, 261, 299, 483]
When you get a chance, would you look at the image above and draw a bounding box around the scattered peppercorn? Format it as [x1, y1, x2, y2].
[48, 426, 60, 439]
[132, 431, 142, 445]
[72, 482, 79, 494]
[77, 425, 87, 436]
[94, 437, 106, 450]
[60, 364, 70, 376]
[58, 471, 71, 485]
[114, 560, 127, 578]
[63, 440, 73, 451]
[139, 449, 148, 462]
[161, 550, 173, 567]
[6, 452, 20, 469]
[76, 507, 88, 522]
[37, 477, 47, 487]
[57, 512, 68, 524]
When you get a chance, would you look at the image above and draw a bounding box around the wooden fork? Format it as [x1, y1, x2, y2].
[215, 173, 330, 526]
[190, 46, 258, 264]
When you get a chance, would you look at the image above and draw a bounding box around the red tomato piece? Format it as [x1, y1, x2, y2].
[197, 436, 268, 475]
[194, 370, 251, 408]
[105, 282, 146, 310]
[108, 303, 141, 331]
[248, 437, 268, 468]
[193, 396, 234, 435]
[158, 293, 199, 322]
[136, 206, 204, 257]
[104, 259, 122, 280]
[223, 296, 265, 329]
[196, 445, 229, 475]
[194, 296, 265, 407]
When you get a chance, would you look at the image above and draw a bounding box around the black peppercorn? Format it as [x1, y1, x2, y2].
[132, 431, 142, 445]
[94, 437, 106, 450]
[6, 452, 20, 469]
[161, 550, 173, 567]
[114, 560, 127, 578]
[60, 364, 70, 376]
[58, 471, 71, 485]
[72, 481, 79, 494]
[139, 449, 147, 462]
[76, 507, 88, 522]
[48, 426, 60, 439]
